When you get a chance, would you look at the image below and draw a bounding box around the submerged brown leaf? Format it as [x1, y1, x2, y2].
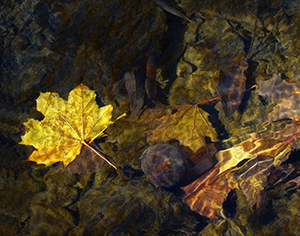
[267, 164, 294, 188]
[183, 168, 233, 222]
[237, 141, 291, 209]
[124, 71, 144, 118]
[182, 167, 221, 196]
[218, 62, 248, 116]
[66, 145, 105, 173]
[256, 74, 300, 122]
[284, 175, 300, 192]
[235, 156, 274, 208]
[182, 135, 292, 220]
[253, 121, 300, 149]
[186, 144, 218, 179]
[145, 54, 157, 100]
[217, 137, 291, 207]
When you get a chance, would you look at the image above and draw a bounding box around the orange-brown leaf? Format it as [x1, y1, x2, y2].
[183, 170, 232, 221]
[256, 74, 300, 121]
[182, 136, 292, 218]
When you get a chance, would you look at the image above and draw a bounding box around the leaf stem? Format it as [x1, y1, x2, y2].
[83, 141, 117, 170]
[196, 96, 221, 106]
[89, 113, 126, 143]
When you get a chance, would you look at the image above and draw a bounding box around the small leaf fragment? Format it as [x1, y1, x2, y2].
[153, 0, 192, 22]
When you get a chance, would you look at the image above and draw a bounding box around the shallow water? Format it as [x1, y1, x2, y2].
[1, 0, 300, 235]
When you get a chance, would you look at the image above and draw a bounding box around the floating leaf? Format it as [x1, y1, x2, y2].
[20, 84, 125, 169]
[146, 105, 218, 152]
[256, 74, 300, 122]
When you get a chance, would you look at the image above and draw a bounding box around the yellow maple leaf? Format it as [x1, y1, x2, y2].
[20, 84, 125, 169]
[146, 105, 218, 152]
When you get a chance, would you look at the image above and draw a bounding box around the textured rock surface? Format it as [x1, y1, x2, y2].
[74, 172, 198, 235]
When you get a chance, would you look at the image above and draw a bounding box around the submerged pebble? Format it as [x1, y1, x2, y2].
[140, 143, 189, 188]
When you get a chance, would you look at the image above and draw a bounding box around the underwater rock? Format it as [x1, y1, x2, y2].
[0, 166, 43, 224]
[140, 143, 189, 188]
[0, 213, 21, 236]
[25, 204, 76, 235]
[24, 167, 79, 235]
